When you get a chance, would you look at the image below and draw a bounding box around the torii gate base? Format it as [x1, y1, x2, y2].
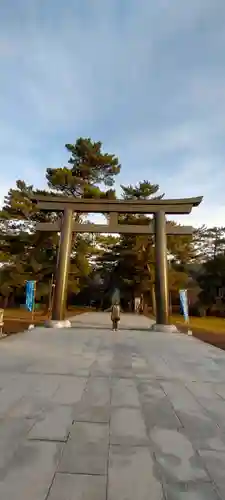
[31, 195, 202, 328]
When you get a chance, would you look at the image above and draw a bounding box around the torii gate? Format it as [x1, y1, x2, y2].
[31, 195, 202, 326]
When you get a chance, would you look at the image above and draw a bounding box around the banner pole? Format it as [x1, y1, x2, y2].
[31, 281, 36, 323]
[48, 274, 54, 318]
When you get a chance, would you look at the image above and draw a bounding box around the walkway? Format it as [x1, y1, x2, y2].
[1, 313, 225, 499]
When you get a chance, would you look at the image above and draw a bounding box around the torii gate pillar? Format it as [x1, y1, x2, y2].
[52, 209, 73, 321]
[154, 211, 169, 325]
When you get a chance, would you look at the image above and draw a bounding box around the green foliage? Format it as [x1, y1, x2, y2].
[194, 226, 225, 262]
[1, 180, 34, 221]
[190, 227, 225, 310]
[196, 254, 225, 307]
[121, 180, 164, 200]
[167, 221, 195, 264]
[0, 137, 121, 305]
[46, 137, 120, 198]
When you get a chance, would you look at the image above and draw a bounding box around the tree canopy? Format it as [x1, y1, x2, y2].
[46, 137, 120, 199]
[0, 138, 120, 306]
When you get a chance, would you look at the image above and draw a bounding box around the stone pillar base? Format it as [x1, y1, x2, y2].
[150, 323, 179, 333]
[44, 319, 71, 329]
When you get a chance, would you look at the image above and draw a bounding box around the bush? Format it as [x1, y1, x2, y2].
[189, 304, 206, 317]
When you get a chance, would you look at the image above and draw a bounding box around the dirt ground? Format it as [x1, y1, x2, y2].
[2, 320, 34, 336]
[171, 315, 225, 351]
[177, 323, 225, 351]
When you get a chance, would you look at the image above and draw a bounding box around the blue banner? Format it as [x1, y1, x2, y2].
[26, 281, 36, 312]
[179, 289, 189, 322]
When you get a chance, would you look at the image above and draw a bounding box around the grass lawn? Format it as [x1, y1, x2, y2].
[170, 314, 225, 351]
[170, 314, 225, 334]
[1, 306, 91, 335]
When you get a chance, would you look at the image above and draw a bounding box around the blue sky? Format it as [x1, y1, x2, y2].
[1, 0, 225, 227]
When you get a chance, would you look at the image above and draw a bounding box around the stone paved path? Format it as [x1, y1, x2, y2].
[1, 313, 225, 498]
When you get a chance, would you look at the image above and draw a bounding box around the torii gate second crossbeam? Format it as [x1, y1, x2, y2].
[31, 195, 203, 326]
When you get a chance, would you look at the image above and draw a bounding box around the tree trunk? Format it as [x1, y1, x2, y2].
[146, 262, 156, 317]
[3, 296, 9, 309]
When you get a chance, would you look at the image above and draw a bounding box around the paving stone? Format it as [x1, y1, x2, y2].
[161, 381, 217, 440]
[108, 445, 163, 500]
[8, 395, 47, 419]
[197, 398, 225, 430]
[69, 421, 109, 446]
[199, 450, 225, 496]
[58, 440, 108, 475]
[150, 428, 209, 483]
[148, 358, 176, 379]
[137, 380, 166, 402]
[7, 375, 60, 417]
[110, 407, 148, 445]
[215, 384, 225, 400]
[48, 473, 107, 500]
[184, 428, 225, 452]
[28, 405, 73, 441]
[82, 378, 111, 407]
[51, 377, 86, 405]
[27, 358, 90, 376]
[132, 355, 149, 371]
[142, 397, 182, 431]
[2, 312, 225, 499]
[111, 378, 140, 407]
[135, 372, 155, 380]
[0, 417, 35, 469]
[0, 441, 62, 500]
[131, 356, 151, 377]
[90, 358, 112, 377]
[74, 403, 111, 423]
[111, 369, 133, 378]
[0, 387, 23, 417]
[160, 381, 209, 416]
[176, 409, 218, 439]
[59, 422, 109, 475]
[26, 359, 74, 375]
[185, 381, 222, 401]
[25, 374, 60, 399]
[164, 482, 221, 500]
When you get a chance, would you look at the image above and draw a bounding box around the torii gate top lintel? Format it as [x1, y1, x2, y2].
[30, 195, 203, 215]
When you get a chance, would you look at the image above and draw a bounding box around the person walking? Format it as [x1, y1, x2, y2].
[111, 301, 120, 331]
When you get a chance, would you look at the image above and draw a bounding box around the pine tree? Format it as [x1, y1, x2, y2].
[46, 137, 120, 198]
[193, 226, 225, 262]
[0, 138, 121, 306]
